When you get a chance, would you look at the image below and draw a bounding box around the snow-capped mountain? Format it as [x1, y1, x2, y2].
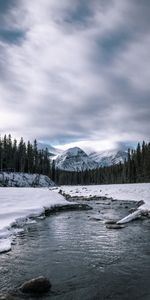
[38, 142, 132, 170]
[89, 149, 128, 167]
[55, 147, 98, 171]
[37, 142, 62, 157]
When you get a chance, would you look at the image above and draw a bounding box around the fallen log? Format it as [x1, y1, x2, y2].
[117, 209, 143, 224]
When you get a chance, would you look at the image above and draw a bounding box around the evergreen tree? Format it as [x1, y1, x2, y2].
[0, 134, 51, 177]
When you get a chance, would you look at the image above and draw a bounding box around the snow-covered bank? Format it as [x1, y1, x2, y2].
[61, 183, 150, 225]
[0, 188, 72, 253]
[61, 183, 150, 211]
[0, 172, 55, 187]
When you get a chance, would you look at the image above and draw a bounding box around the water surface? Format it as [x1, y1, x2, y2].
[0, 199, 150, 300]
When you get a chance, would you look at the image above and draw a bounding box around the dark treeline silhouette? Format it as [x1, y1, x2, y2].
[0, 134, 51, 176]
[54, 141, 150, 185]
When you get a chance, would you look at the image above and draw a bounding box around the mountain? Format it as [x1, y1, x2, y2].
[37, 142, 62, 157]
[38, 142, 131, 171]
[55, 147, 98, 171]
[89, 149, 128, 167]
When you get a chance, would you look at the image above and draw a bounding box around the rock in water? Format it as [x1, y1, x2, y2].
[19, 276, 51, 294]
[106, 224, 125, 229]
[105, 220, 117, 225]
[136, 200, 144, 207]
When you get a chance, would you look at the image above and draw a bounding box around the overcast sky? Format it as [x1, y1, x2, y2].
[0, 0, 150, 150]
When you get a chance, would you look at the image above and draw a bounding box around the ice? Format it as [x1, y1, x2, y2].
[0, 238, 11, 253]
[0, 188, 71, 253]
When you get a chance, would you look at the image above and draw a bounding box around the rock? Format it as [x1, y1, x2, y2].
[45, 203, 92, 216]
[142, 211, 149, 217]
[136, 200, 144, 207]
[19, 276, 51, 294]
[0, 294, 7, 300]
[89, 217, 102, 221]
[106, 224, 125, 229]
[140, 215, 148, 220]
[105, 220, 117, 224]
[128, 207, 136, 213]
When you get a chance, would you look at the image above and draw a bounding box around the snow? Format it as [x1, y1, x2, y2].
[53, 146, 128, 169]
[0, 172, 55, 187]
[0, 239, 11, 253]
[89, 149, 128, 166]
[117, 210, 142, 224]
[0, 188, 71, 254]
[63, 147, 83, 156]
[37, 142, 62, 156]
[61, 183, 150, 211]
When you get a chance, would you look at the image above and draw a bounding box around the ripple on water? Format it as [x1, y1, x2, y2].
[0, 200, 150, 300]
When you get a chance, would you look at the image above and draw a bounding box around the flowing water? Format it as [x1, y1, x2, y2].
[0, 199, 150, 300]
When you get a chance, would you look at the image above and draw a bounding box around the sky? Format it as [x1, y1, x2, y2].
[0, 0, 150, 151]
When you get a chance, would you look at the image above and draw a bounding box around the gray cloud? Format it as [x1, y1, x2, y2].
[0, 0, 150, 147]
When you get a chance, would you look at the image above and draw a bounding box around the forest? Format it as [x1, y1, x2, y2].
[0, 134, 150, 185]
[0, 134, 51, 176]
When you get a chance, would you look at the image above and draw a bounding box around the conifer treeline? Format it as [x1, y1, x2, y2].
[0, 134, 51, 175]
[54, 142, 150, 185]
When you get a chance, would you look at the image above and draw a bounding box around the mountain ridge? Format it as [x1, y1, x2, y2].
[38, 142, 130, 171]
[89, 149, 128, 167]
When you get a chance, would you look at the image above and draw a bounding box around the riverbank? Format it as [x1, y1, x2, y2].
[0, 188, 79, 254]
[60, 183, 150, 224]
[60, 183, 150, 208]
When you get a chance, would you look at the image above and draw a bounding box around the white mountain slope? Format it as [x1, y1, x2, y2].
[55, 147, 98, 171]
[37, 142, 62, 156]
[89, 149, 128, 167]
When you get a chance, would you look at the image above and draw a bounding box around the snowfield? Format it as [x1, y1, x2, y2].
[0, 188, 71, 253]
[61, 183, 150, 211]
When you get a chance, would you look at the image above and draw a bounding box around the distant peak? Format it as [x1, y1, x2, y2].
[64, 147, 84, 155]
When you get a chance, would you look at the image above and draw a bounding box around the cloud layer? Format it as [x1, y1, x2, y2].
[0, 0, 150, 147]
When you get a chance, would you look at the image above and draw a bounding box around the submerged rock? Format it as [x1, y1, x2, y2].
[89, 217, 102, 221]
[19, 276, 51, 294]
[106, 224, 126, 229]
[105, 220, 117, 225]
[45, 203, 92, 215]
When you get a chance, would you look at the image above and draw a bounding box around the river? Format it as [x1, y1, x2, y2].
[0, 198, 150, 300]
